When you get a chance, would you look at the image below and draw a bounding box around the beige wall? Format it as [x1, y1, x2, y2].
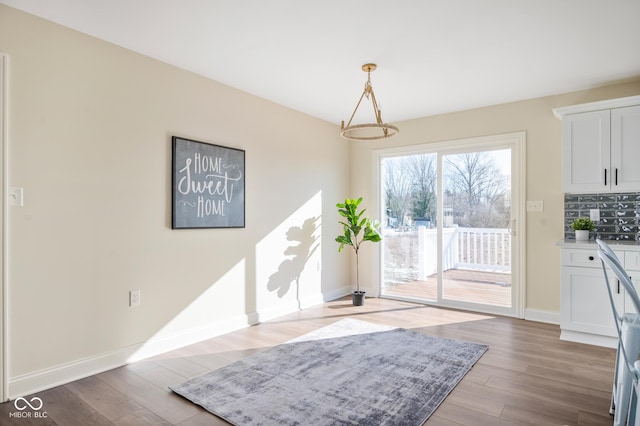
[2, 2, 640, 398]
[350, 79, 640, 319]
[0, 5, 350, 396]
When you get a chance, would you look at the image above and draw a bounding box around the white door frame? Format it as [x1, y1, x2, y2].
[0, 52, 7, 402]
[373, 131, 526, 318]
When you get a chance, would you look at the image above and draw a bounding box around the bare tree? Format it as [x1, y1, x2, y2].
[384, 157, 412, 228]
[408, 154, 437, 221]
[444, 152, 509, 227]
[385, 151, 509, 229]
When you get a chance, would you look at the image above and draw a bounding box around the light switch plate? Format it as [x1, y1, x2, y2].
[9, 187, 23, 207]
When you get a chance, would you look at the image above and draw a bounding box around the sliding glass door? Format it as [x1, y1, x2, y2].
[440, 149, 512, 307]
[382, 153, 439, 302]
[379, 134, 523, 317]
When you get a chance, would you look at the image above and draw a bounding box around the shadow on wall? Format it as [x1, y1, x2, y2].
[267, 216, 320, 299]
[122, 193, 325, 366]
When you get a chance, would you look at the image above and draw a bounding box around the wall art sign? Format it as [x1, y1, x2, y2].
[172, 136, 245, 229]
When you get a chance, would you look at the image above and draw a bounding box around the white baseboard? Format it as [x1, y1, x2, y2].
[7, 290, 339, 399]
[255, 292, 330, 323]
[299, 293, 326, 310]
[7, 312, 254, 399]
[560, 329, 616, 349]
[256, 300, 301, 323]
[7, 287, 438, 399]
[322, 286, 352, 302]
[524, 308, 560, 325]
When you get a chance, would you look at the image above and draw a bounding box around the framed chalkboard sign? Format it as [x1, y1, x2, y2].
[172, 136, 245, 229]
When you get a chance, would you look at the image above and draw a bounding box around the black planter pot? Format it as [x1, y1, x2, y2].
[352, 291, 366, 306]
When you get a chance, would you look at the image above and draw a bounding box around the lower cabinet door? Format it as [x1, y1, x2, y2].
[561, 266, 622, 337]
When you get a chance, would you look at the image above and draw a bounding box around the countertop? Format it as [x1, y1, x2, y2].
[556, 239, 640, 250]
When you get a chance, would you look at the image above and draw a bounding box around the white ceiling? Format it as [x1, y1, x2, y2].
[2, 0, 640, 125]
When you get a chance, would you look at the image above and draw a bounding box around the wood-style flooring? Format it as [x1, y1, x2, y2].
[0, 297, 616, 425]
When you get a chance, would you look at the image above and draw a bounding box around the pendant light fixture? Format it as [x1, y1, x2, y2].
[340, 63, 399, 141]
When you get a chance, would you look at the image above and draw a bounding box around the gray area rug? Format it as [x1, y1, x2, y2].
[170, 318, 488, 425]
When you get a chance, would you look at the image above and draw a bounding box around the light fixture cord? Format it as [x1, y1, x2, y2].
[344, 69, 383, 130]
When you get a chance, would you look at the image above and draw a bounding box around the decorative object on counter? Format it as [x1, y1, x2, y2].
[571, 217, 595, 241]
[335, 197, 382, 306]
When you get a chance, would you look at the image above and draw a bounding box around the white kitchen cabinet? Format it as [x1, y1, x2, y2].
[560, 246, 622, 347]
[611, 105, 640, 192]
[561, 265, 620, 339]
[559, 242, 640, 348]
[560, 110, 609, 193]
[554, 96, 640, 194]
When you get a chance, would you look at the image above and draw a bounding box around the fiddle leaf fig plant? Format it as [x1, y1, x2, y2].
[336, 197, 382, 294]
[571, 217, 595, 231]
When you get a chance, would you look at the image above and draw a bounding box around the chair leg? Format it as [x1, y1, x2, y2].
[615, 325, 640, 426]
[612, 342, 622, 415]
[628, 385, 638, 426]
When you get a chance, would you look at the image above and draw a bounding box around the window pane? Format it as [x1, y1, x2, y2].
[381, 153, 437, 300]
[441, 149, 511, 307]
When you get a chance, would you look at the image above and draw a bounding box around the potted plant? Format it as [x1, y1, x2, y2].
[335, 197, 382, 306]
[571, 217, 595, 241]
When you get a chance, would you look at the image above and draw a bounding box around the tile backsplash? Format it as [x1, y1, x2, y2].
[564, 193, 640, 241]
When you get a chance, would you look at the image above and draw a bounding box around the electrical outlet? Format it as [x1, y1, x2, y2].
[526, 200, 543, 212]
[9, 187, 23, 207]
[130, 289, 141, 307]
[590, 208, 600, 222]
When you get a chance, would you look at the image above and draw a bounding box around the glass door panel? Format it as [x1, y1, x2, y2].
[441, 149, 512, 308]
[381, 148, 513, 312]
[381, 153, 438, 301]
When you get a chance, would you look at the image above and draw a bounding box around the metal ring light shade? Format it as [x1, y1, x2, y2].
[340, 123, 400, 141]
[340, 63, 399, 141]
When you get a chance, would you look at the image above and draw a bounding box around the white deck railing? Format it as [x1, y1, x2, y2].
[418, 227, 511, 279]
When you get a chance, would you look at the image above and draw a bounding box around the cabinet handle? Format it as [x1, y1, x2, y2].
[618, 280, 621, 294]
[615, 168, 618, 186]
[588, 256, 594, 260]
[604, 169, 607, 186]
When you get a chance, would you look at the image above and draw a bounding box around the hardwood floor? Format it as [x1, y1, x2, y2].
[0, 298, 616, 425]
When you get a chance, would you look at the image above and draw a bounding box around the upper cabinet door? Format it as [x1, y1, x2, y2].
[611, 105, 640, 192]
[562, 110, 610, 193]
